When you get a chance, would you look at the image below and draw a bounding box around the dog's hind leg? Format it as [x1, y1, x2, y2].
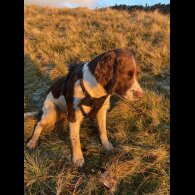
[27, 100, 58, 149]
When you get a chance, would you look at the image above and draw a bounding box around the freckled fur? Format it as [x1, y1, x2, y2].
[26, 48, 143, 167]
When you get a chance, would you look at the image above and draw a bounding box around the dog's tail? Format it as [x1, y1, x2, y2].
[24, 111, 41, 119]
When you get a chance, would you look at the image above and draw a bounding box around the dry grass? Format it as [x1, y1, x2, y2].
[24, 5, 170, 194]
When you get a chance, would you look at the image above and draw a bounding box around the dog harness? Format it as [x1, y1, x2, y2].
[62, 61, 118, 118]
[78, 79, 108, 118]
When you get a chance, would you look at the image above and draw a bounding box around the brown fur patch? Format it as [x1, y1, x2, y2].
[49, 77, 66, 99]
[89, 48, 140, 96]
[47, 63, 85, 123]
[62, 63, 85, 122]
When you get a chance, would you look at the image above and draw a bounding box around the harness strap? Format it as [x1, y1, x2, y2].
[78, 79, 108, 118]
[80, 79, 90, 97]
[60, 76, 68, 96]
[79, 80, 92, 117]
[61, 62, 86, 96]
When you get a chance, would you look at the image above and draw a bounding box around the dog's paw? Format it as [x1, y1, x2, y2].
[73, 157, 85, 167]
[103, 141, 114, 151]
[27, 139, 37, 149]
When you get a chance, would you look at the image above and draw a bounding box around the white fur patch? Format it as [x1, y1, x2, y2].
[45, 92, 66, 111]
[82, 62, 107, 98]
[73, 80, 92, 114]
[100, 95, 111, 110]
[124, 77, 143, 101]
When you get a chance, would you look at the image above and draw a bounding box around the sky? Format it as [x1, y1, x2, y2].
[24, 0, 170, 9]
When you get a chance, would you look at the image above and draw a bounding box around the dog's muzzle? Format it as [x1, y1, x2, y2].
[133, 90, 143, 100]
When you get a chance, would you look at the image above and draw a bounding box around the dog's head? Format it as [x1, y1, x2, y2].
[114, 51, 143, 101]
[89, 48, 143, 101]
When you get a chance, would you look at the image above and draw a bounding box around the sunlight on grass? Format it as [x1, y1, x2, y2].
[24, 5, 170, 194]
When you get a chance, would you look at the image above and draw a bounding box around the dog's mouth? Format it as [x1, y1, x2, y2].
[115, 94, 140, 102]
[123, 96, 142, 102]
[116, 91, 143, 102]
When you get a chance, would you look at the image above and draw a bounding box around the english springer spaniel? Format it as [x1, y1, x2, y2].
[26, 48, 143, 167]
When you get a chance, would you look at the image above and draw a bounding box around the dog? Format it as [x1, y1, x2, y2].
[26, 48, 143, 167]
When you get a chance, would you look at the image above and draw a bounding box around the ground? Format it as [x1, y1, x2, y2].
[24, 6, 170, 194]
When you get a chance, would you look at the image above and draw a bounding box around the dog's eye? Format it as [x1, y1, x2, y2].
[123, 71, 134, 78]
[128, 71, 133, 78]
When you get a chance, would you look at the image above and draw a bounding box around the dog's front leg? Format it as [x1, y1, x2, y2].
[69, 112, 84, 167]
[96, 108, 114, 151]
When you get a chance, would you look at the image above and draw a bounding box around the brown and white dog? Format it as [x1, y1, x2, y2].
[26, 48, 143, 167]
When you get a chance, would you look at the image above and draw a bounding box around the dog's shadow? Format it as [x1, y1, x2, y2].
[24, 54, 61, 143]
[108, 95, 121, 113]
[24, 54, 54, 112]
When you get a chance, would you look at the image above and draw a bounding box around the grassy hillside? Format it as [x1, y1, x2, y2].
[24, 5, 170, 195]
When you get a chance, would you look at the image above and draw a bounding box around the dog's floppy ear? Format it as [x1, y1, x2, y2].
[92, 52, 117, 89]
